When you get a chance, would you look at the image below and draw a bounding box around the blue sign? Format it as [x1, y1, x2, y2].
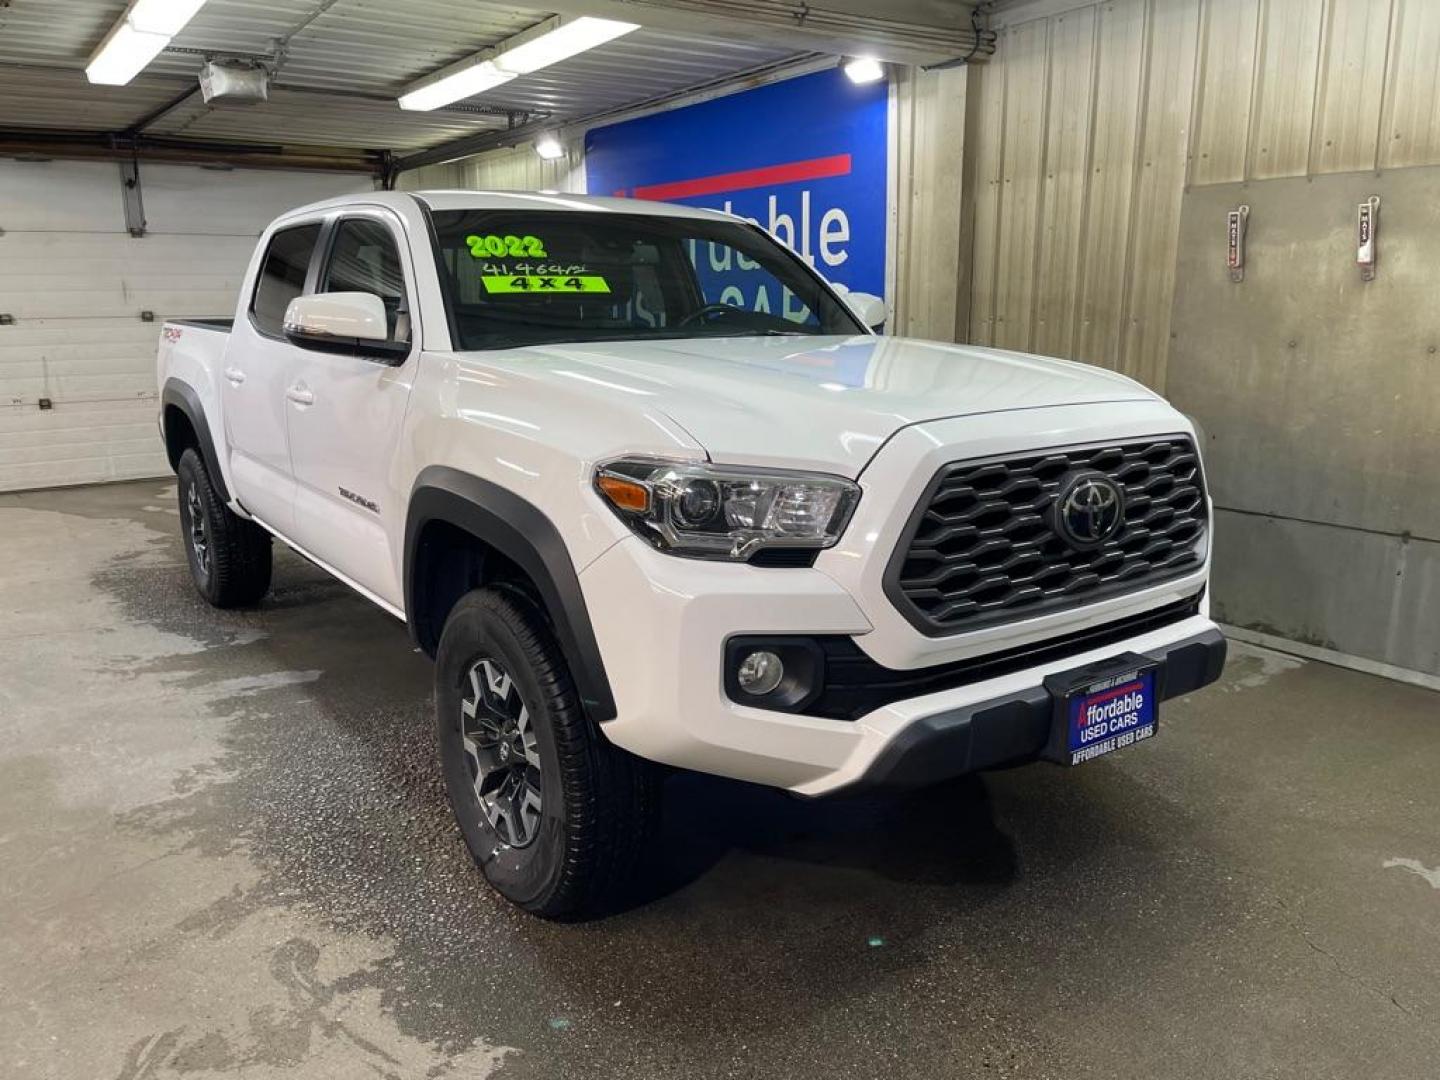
[584, 67, 888, 300]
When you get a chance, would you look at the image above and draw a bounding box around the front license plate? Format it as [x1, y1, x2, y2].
[1052, 660, 1159, 765]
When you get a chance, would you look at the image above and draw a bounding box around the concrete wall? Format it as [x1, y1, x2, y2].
[1167, 170, 1440, 675]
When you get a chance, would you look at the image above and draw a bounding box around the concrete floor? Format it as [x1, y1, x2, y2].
[2, 479, 1438, 1080]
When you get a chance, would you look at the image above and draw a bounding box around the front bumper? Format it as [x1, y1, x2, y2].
[580, 537, 1225, 797]
[834, 627, 1225, 795]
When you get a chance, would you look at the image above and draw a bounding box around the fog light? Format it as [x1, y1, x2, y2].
[736, 650, 784, 695]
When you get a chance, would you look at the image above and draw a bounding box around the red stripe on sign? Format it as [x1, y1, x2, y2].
[632, 153, 852, 201]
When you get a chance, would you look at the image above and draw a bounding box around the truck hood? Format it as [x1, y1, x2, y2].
[495, 334, 1159, 476]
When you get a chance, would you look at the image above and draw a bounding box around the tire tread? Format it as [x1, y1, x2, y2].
[178, 448, 272, 608]
[442, 587, 656, 918]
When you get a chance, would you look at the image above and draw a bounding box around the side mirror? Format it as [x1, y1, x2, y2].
[283, 292, 408, 362]
[843, 291, 888, 333]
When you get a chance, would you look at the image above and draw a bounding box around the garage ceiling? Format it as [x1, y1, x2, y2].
[0, 0, 804, 157]
[0, 0, 990, 173]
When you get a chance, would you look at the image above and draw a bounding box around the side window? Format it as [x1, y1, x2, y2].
[250, 223, 321, 337]
[321, 218, 410, 342]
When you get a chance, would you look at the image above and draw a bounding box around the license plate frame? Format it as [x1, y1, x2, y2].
[1042, 653, 1161, 766]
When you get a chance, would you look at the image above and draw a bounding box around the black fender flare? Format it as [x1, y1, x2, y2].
[404, 466, 617, 724]
[160, 378, 231, 504]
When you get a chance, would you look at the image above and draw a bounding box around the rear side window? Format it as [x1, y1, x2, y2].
[250, 223, 321, 337]
[320, 218, 409, 341]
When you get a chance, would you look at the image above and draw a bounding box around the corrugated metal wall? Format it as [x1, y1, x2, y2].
[890, 64, 971, 341]
[971, 0, 1440, 390]
[397, 142, 587, 195]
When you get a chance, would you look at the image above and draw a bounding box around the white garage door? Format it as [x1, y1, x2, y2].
[0, 160, 373, 492]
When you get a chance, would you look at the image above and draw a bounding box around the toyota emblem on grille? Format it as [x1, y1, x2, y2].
[1055, 472, 1125, 548]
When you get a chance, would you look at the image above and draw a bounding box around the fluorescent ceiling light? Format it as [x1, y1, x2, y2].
[86, 0, 209, 86]
[129, 0, 208, 36]
[398, 61, 515, 112]
[843, 57, 885, 84]
[86, 22, 171, 85]
[494, 17, 639, 75]
[534, 135, 565, 160]
[396, 15, 640, 112]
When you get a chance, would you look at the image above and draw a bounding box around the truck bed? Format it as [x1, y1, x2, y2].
[167, 318, 234, 332]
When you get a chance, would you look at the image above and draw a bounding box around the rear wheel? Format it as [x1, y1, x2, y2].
[176, 448, 272, 608]
[436, 587, 658, 919]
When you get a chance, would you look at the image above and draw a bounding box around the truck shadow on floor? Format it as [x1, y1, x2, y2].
[634, 769, 1018, 910]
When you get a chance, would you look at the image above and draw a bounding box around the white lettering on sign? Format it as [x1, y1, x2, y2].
[686, 190, 858, 320]
[766, 192, 811, 265]
[1076, 683, 1148, 746]
[819, 207, 850, 266]
[1071, 724, 1151, 765]
[718, 189, 853, 272]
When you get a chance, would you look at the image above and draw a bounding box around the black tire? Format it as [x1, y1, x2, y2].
[436, 587, 658, 919]
[176, 448, 272, 608]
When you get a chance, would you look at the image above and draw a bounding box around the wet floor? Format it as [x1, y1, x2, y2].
[2, 479, 1438, 1079]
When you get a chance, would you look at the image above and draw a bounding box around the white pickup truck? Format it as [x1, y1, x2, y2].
[157, 190, 1224, 917]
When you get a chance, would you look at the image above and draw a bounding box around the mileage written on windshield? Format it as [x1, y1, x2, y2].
[477, 261, 588, 276]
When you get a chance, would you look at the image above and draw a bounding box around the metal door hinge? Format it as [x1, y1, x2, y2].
[1357, 195, 1380, 281]
[119, 159, 147, 238]
[1226, 205, 1249, 283]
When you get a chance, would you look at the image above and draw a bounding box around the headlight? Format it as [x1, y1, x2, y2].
[593, 458, 860, 561]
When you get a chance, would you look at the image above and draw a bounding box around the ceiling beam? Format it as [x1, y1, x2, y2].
[0, 129, 383, 174]
[123, 84, 202, 136]
[526, 0, 993, 67]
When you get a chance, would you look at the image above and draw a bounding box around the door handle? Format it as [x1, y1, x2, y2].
[223, 367, 246, 385]
[286, 384, 314, 406]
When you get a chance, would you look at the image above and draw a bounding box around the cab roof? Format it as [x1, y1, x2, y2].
[278, 189, 738, 223]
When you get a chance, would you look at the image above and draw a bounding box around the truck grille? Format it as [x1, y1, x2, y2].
[886, 437, 1207, 635]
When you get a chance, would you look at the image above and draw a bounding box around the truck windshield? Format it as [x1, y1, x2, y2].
[428, 209, 864, 350]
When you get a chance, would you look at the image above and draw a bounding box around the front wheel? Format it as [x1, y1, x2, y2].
[436, 587, 658, 919]
[176, 448, 272, 608]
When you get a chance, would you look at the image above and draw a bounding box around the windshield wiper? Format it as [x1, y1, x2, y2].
[467, 326, 822, 350]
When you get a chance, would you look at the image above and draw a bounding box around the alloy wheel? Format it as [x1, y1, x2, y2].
[460, 657, 542, 848]
[186, 482, 211, 577]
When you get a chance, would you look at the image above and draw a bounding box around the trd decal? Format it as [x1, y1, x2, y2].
[338, 487, 379, 514]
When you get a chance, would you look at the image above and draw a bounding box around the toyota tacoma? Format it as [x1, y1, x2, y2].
[156, 191, 1225, 917]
